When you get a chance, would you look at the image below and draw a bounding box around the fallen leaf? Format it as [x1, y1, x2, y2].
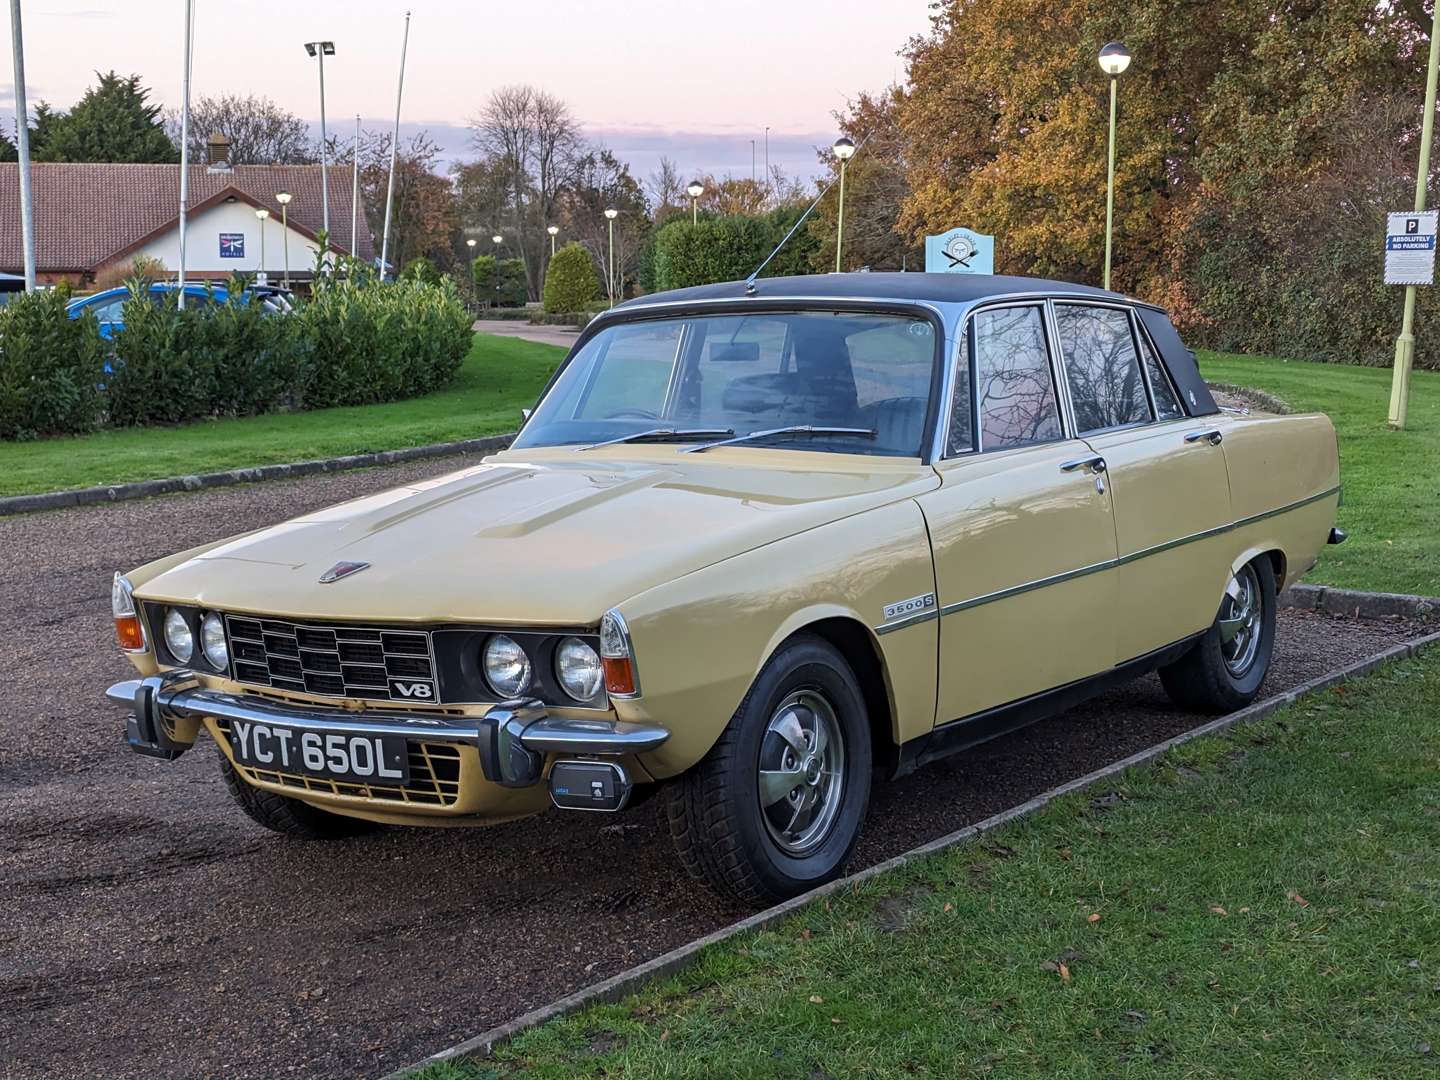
[1239, 907, 1250, 914]
[1039, 961, 1059, 974]
[944, 902, 954, 913]
[831, 1017, 842, 1025]
[1287, 891, 1310, 908]
[1059, 963, 1072, 983]
[800, 929, 812, 940]
[660, 1029, 670, 1043]
[809, 994, 824, 1004]
[1087, 913, 1101, 924]
[1211, 906, 1228, 917]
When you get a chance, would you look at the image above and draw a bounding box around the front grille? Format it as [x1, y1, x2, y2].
[226, 615, 437, 703]
[214, 718, 462, 807]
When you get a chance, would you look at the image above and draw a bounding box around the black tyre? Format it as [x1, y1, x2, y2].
[1160, 556, 1277, 714]
[218, 751, 379, 839]
[664, 634, 872, 905]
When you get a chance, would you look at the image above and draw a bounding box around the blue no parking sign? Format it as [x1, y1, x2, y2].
[1384, 211, 1437, 285]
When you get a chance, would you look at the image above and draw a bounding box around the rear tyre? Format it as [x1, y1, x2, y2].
[664, 634, 872, 905]
[1160, 556, 1277, 714]
[218, 751, 380, 839]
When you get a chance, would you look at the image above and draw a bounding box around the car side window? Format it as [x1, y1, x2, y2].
[1054, 305, 1151, 433]
[1136, 327, 1184, 420]
[88, 298, 126, 322]
[972, 305, 1063, 450]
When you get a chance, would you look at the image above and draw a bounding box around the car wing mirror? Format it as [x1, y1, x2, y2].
[520, 407, 532, 423]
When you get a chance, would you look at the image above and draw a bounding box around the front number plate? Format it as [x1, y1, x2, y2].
[228, 720, 410, 785]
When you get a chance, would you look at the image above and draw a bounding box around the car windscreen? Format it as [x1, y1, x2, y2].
[512, 310, 939, 457]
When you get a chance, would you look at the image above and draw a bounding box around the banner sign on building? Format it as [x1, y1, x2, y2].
[925, 227, 994, 275]
[219, 233, 246, 259]
[1384, 211, 1437, 286]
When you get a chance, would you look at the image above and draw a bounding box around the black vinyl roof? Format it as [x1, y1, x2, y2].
[619, 272, 1131, 310]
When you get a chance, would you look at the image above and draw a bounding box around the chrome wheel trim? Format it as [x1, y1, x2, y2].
[757, 689, 846, 857]
[1218, 564, 1262, 678]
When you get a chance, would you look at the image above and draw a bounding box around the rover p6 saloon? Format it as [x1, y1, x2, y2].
[107, 273, 1343, 903]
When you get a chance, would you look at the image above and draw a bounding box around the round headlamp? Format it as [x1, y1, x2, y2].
[483, 634, 532, 698]
[163, 608, 194, 663]
[555, 637, 603, 702]
[201, 612, 228, 671]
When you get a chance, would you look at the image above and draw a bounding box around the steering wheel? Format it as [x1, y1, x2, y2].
[605, 409, 659, 420]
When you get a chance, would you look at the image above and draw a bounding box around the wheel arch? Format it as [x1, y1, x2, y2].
[785, 615, 900, 774]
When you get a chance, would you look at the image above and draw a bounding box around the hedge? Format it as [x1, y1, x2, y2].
[472, 255, 528, 307]
[651, 206, 820, 292]
[3, 276, 473, 438]
[543, 242, 600, 314]
[0, 288, 108, 439]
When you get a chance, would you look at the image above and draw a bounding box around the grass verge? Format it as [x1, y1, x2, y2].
[0, 334, 565, 498]
[1199, 352, 1439, 596]
[417, 647, 1440, 1079]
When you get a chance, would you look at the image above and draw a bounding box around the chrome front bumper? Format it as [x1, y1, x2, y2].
[106, 671, 669, 788]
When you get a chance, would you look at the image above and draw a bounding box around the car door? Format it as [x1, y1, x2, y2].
[1050, 301, 1233, 663]
[917, 301, 1119, 726]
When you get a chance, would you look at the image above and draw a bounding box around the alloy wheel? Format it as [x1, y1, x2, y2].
[1218, 564, 1262, 677]
[757, 689, 846, 856]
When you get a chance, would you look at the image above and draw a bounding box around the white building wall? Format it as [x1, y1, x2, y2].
[132, 200, 322, 280]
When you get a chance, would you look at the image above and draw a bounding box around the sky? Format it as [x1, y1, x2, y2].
[0, 0, 935, 182]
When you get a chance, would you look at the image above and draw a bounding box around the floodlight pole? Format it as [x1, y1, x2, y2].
[1388, 4, 1440, 430]
[380, 11, 411, 281]
[177, 0, 194, 308]
[8, 0, 36, 290]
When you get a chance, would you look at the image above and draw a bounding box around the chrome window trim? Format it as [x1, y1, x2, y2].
[874, 485, 1342, 634]
[1130, 311, 1185, 420]
[1049, 298, 1156, 436]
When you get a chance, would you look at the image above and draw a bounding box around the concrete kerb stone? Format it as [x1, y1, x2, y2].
[386, 611, 1440, 1079]
[0, 434, 517, 518]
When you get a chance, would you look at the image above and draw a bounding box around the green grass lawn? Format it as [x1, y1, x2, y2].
[419, 648, 1440, 1080]
[0, 333, 565, 498]
[1198, 352, 1439, 597]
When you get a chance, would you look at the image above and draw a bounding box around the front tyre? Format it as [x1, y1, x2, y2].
[1160, 556, 1277, 714]
[664, 634, 872, 905]
[218, 751, 380, 839]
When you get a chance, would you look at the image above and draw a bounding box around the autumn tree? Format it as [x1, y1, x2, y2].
[333, 129, 459, 273]
[557, 148, 649, 302]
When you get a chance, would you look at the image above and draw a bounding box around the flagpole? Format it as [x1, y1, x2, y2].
[177, 0, 193, 308]
[379, 10, 411, 280]
[8, 0, 35, 291]
[351, 114, 360, 259]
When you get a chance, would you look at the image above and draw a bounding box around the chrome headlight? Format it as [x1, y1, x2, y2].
[555, 636, 603, 702]
[482, 634, 532, 698]
[163, 608, 194, 663]
[200, 612, 228, 671]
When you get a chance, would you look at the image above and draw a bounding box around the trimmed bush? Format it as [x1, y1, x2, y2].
[543, 242, 600, 314]
[472, 255, 527, 307]
[0, 288, 108, 439]
[651, 207, 820, 292]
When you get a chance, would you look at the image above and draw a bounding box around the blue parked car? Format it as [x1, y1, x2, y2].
[66, 282, 293, 339]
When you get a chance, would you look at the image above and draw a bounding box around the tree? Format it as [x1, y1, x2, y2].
[648, 155, 687, 225]
[335, 129, 459, 273]
[34, 72, 176, 163]
[164, 94, 315, 164]
[807, 87, 920, 273]
[0, 125, 15, 163]
[557, 148, 649, 303]
[469, 85, 585, 300]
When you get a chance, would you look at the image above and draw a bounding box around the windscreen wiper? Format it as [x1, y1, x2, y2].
[577, 427, 734, 451]
[682, 426, 877, 454]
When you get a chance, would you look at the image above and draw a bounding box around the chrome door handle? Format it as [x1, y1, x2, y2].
[1184, 429, 1223, 446]
[1060, 455, 1106, 474]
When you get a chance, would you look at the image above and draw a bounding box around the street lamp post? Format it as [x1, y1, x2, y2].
[832, 137, 856, 273]
[304, 40, 336, 236]
[687, 181, 704, 226]
[255, 208, 269, 281]
[604, 208, 619, 305]
[276, 191, 292, 289]
[547, 224, 559, 257]
[1388, 3, 1440, 430]
[1098, 41, 1132, 292]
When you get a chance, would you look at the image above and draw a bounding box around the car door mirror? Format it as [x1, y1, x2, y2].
[520, 407, 532, 423]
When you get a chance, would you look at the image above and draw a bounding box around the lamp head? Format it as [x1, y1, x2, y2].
[1098, 41, 1131, 76]
[305, 41, 336, 57]
[547, 225, 559, 236]
[687, 181, 704, 198]
[255, 208, 270, 220]
[276, 191, 292, 206]
[832, 136, 856, 162]
[604, 208, 619, 220]
[466, 238, 477, 248]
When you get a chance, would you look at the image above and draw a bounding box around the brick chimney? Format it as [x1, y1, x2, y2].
[205, 132, 233, 172]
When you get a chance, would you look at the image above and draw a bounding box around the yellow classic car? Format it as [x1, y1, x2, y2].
[107, 273, 1343, 903]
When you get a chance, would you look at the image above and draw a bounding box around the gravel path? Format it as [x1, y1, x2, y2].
[0, 460, 1425, 1079]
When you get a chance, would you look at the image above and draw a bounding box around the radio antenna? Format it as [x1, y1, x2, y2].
[744, 131, 873, 295]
